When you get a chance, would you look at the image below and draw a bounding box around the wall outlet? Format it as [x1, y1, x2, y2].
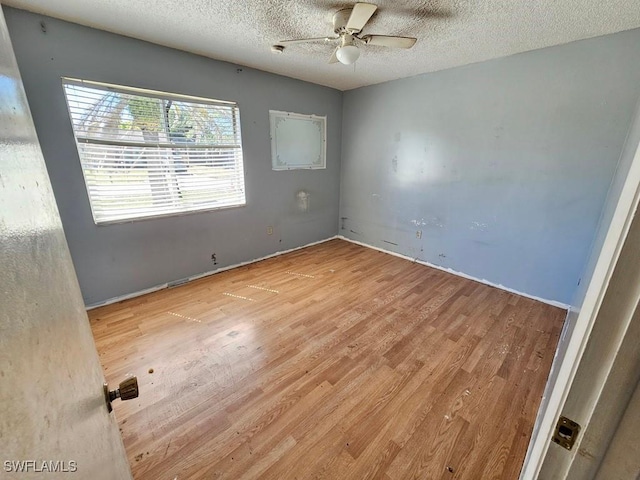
[416, 230, 422, 239]
[267, 226, 273, 235]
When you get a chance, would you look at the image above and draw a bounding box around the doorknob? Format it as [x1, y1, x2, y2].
[103, 376, 139, 413]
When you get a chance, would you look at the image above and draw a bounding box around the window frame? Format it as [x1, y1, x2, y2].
[270, 110, 327, 171]
[62, 78, 247, 225]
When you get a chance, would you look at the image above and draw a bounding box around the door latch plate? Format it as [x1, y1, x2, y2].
[552, 416, 581, 450]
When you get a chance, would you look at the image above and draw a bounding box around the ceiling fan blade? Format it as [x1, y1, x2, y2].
[276, 37, 338, 46]
[363, 35, 417, 49]
[346, 3, 377, 32]
[329, 46, 339, 64]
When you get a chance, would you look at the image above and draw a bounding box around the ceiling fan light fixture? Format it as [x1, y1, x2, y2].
[274, 3, 418, 66]
[336, 45, 360, 65]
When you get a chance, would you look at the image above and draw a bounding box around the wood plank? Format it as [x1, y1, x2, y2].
[89, 239, 565, 479]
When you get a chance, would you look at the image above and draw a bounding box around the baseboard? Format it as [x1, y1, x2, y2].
[87, 234, 569, 311]
[85, 235, 339, 310]
[337, 235, 570, 310]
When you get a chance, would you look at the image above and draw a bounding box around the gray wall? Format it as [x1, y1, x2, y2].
[547, 96, 640, 406]
[4, 7, 343, 306]
[564, 98, 640, 336]
[339, 28, 640, 305]
[7, 5, 640, 309]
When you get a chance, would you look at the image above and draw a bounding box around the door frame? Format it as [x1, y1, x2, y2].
[519, 116, 640, 479]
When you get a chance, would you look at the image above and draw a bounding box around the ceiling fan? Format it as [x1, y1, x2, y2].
[272, 3, 417, 65]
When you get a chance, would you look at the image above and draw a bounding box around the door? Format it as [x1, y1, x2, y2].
[0, 8, 132, 479]
[595, 376, 640, 479]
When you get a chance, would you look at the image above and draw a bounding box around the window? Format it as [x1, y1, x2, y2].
[62, 79, 246, 224]
[270, 110, 326, 170]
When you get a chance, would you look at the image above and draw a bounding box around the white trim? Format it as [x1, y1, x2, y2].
[86, 236, 339, 310]
[62, 77, 237, 106]
[337, 235, 570, 310]
[519, 120, 640, 479]
[88, 233, 570, 311]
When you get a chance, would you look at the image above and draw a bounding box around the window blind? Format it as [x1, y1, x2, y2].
[62, 79, 246, 224]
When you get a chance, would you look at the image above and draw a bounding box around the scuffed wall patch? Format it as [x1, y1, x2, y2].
[296, 190, 310, 212]
[470, 221, 489, 231]
[411, 217, 444, 228]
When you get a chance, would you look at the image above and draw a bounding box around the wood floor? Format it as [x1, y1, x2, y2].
[89, 239, 565, 480]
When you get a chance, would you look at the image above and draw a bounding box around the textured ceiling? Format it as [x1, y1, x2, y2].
[4, 0, 640, 90]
